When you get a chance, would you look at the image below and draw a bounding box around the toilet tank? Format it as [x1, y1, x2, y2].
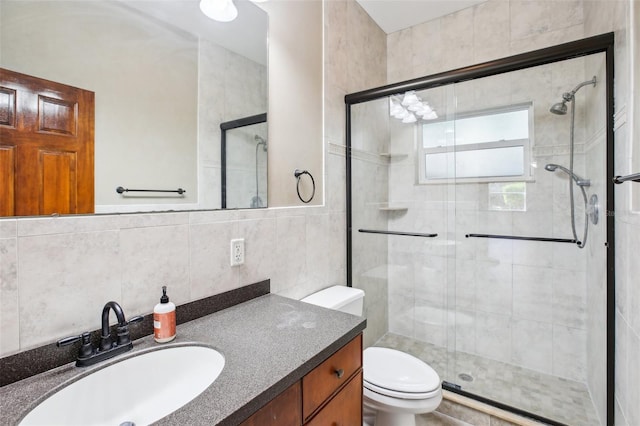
[301, 286, 364, 316]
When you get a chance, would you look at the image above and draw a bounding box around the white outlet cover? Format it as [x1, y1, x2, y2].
[230, 238, 244, 266]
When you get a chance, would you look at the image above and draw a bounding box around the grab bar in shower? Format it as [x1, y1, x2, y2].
[465, 233, 578, 244]
[358, 229, 438, 238]
[613, 172, 640, 184]
[116, 186, 186, 195]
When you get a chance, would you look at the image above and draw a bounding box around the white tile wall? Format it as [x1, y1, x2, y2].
[0, 205, 347, 357]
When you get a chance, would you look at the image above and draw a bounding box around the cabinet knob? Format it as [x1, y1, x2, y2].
[334, 368, 344, 379]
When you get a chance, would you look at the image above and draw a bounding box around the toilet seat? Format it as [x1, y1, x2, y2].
[363, 347, 441, 400]
[363, 380, 441, 400]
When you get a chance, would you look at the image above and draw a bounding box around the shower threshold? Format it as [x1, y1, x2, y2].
[375, 333, 600, 426]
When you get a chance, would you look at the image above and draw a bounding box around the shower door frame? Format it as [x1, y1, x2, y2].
[345, 32, 615, 425]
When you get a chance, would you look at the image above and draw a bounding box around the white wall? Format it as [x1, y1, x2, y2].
[260, 1, 324, 207]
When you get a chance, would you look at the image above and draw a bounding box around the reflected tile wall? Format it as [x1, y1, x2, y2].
[198, 40, 267, 211]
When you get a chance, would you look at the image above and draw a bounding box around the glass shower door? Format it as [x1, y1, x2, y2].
[348, 41, 611, 426]
[444, 53, 607, 425]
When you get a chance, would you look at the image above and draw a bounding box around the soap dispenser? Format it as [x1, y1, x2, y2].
[154, 286, 176, 343]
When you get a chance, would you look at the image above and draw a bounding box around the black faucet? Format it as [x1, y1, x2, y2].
[57, 301, 143, 367]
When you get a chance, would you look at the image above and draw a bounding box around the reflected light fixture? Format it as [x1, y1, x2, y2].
[200, 0, 238, 22]
[402, 113, 417, 123]
[390, 92, 438, 124]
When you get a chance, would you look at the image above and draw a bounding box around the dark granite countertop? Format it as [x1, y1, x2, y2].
[0, 294, 366, 425]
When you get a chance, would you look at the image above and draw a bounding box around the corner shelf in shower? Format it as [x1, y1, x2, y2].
[378, 205, 408, 212]
[368, 201, 409, 212]
[379, 152, 408, 160]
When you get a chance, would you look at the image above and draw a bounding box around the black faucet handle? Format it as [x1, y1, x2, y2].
[116, 315, 144, 346]
[57, 332, 94, 359]
[57, 331, 90, 347]
[127, 315, 144, 326]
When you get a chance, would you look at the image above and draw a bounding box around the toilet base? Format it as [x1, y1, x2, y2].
[374, 411, 417, 426]
[364, 400, 417, 426]
[363, 386, 442, 426]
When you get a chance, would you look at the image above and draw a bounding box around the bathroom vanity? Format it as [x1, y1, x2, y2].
[241, 334, 362, 425]
[0, 293, 366, 425]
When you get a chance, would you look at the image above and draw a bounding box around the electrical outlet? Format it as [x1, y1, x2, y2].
[230, 238, 245, 266]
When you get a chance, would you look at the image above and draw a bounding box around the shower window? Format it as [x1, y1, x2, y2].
[418, 103, 533, 183]
[488, 181, 526, 211]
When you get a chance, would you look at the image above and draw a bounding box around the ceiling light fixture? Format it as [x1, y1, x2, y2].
[200, 0, 238, 22]
[200, 0, 268, 22]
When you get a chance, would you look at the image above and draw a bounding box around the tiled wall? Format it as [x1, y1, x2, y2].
[0, 207, 346, 356]
[583, 1, 640, 425]
[325, 0, 389, 348]
[351, 98, 391, 348]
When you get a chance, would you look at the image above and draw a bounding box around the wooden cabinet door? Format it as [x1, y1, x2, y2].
[0, 68, 94, 216]
[240, 382, 302, 426]
[302, 334, 362, 420]
[305, 370, 363, 426]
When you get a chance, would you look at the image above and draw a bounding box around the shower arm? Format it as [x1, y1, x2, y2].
[565, 76, 597, 100]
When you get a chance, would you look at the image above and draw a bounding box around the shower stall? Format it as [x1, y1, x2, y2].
[221, 113, 268, 209]
[346, 35, 615, 425]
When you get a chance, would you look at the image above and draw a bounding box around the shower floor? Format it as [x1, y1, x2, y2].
[374, 333, 600, 425]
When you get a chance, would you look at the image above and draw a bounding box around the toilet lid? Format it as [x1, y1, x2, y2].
[363, 347, 441, 394]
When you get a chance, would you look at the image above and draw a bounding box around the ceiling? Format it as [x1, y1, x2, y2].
[120, 0, 268, 65]
[118, 0, 486, 64]
[355, 0, 487, 34]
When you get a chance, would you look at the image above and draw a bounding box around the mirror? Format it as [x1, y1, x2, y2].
[0, 0, 267, 216]
[221, 114, 267, 209]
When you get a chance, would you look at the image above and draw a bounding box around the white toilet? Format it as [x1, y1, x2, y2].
[301, 286, 443, 426]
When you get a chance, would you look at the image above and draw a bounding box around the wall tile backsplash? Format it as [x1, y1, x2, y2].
[0, 205, 346, 357]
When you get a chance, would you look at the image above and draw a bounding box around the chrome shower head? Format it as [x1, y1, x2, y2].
[550, 76, 597, 115]
[544, 163, 590, 186]
[549, 102, 568, 115]
[254, 134, 267, 151]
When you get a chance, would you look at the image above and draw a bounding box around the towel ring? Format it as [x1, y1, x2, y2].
[294, 169, 315, 203]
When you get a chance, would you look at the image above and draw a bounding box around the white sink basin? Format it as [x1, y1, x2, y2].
[20, 345, 225, 426]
